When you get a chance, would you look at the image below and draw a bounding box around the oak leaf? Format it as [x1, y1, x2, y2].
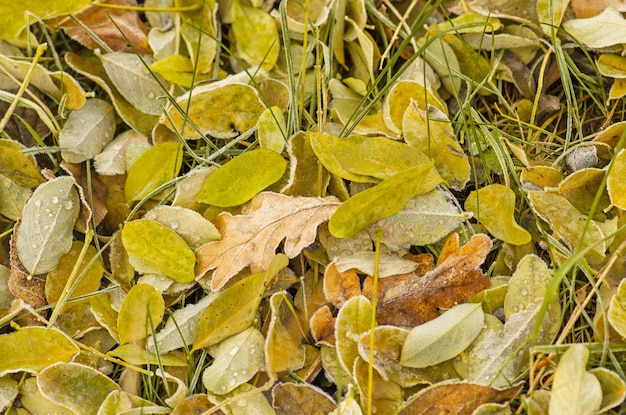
[195, 192, 340, 290]
[366, 233, 491, 327]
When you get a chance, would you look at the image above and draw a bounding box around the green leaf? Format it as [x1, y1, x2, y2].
[403, 102, 470, 190]
[193, 272, 266, 351]
[231, 0, 280, 71]
[202, 327, 265, 394]
[0, 140, 45, 187]
[400, 303, 484, 368]
[165, 83, 266, 139]
[336, 295, 372, 374]
[465, 184, 531, 246]
[607, 149, 626, 210]
[0, 0, 91, 40]
[37, 362, 120, 415]
[309, 133, 441, 184]
[196, 149, 287, 207]
[144, 205, 221, 250]
[59, 98, 116, 164]
[549, 345, 602, 415]
[125, 141, 183, 203]
[15, 176, 80, 275]
[117, 283, 165, 345]
[0, 327, 79, 376]
[329, 163, 438, 238]
[122, 219, 195, 282]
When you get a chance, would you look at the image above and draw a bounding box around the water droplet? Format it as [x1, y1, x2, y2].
[237, 398, 247, 407]
[484, 375, 491, 381]
[31, 243, 38, 249]
[249, 348, 255, 355]
[51, 196, 59, 204]
[229, 378, 236, 386]
[170, 222, 179, 230]
[241, 369, 247, 375]
[34, 200, 41, 208]
[475, 348, 488, 360]
[232, 371, 238, 377]
[229, 346, 239, 356]
[63, 200, 74, 210]
[520, 288, 529, 296]
[147, 91, 156, 99]
[45, 208, 50, 214]
[221, 385, 227, 391]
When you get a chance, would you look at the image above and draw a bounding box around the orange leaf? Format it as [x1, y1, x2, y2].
[371, 233, 491, 327]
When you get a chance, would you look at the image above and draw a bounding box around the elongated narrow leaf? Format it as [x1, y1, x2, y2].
[193, 272, 266, 351]
[122, 219, 196, 282]
[117, 283, 165, 345]
[197, 149, 287, 207]
[125, 141, 183, 203]
[38, 362, 120, 415]
[0, 327, 79, 376]
[465, 184, 531, 246]
[329, 163, 439, 238]
[16, 176, 80, 275]
[401, 303, 484, 368]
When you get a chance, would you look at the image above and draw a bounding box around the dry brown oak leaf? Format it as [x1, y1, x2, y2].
[195, 192, 341, 290]
[366, 233, 492, 327]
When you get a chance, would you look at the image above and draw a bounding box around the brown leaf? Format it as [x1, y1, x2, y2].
[271, 382, 337, 415]
[195, 192, 340, 290]
[371, 234, 491, 327]
[323, 263, 362, 308]
[56, 0, 150, 54]
[398, 382, 522, 415]
[310, 305, 336, 346]
[61, 162, 106, 232]
[8, 224, 47, 326]
[571, 0, 626, 18]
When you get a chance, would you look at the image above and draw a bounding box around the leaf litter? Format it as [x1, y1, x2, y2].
[1, 0, 626, 413]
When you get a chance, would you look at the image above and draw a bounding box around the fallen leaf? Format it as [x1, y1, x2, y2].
[19, 377, 74, 415]
[195, 192, 340, 290]
[122, 219, 196, 282]
[0, 140, 45, 188]
[590, 367, 626, 413]
[334, 252, 420, 279]
[15, 176, 80, 275]
[258, 106, 287, 153]
[401, 303, 484, 368]
[549, 345, 602, 414]
[398, 382, 521, 415]
[371, 233, 491, 327]
[336, 295, 373, 374]
[165, 83, 266, 139]
[465, 184, 531, 246]
[265, 291, 307, 374]
[231, 0, 279, 70]
[144, 205, 221, 250]
[56, 0, 150, 54]
[271, 382, 337, 415]
[329, 163, 439, 239]
[608, 278, 626, 338]
[283, 132, 330, 197]
[607, 149, 626, 210]
[0, 174, 32, 221]
[202, 327, 265, 394]
[571, 0, 626, 17]
[0, 0, 90, 40]
[107, 343, 187, 367]
[562, 7, 626, 49]
[310, 305, 336, 346]
[383, 80, 447, 134]
[179, 0, 219, 74]
[125, 141, 183, 203]
[557, 168, 611, 214]
[354, 357, 403, 415]
[37, 362, 120, 415]
[196, 149, 287, 207]
[0, 327, 79, 376]
[117, 283, 165, 345]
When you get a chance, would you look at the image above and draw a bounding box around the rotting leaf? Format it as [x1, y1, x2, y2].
[165, 83, 266, 139]
[371, 233, 491, 327]
[465, 184, 531, 246]
[193, 272, 266, 351]
[122, 219, 196, 282]
[125, 141, 183, 203]
[549, 345, 603, 414]
[265, 291, 307, 374]
[202, 327, 265, 394]
[329, 163, 439, 239]
[271, 382, 337, 415]
[117, 283, 165, 345]
[195, 192, 340, 290]
[197, 149, 287, 207]
[0, 327, 79, 376]
[38, 362, 120, 415]
[15, 176, 80, 275]
[398, 382, 522, 415]
[401, 303, 484, 368]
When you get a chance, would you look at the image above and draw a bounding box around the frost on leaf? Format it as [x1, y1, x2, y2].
[195, 192, 340, 290]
